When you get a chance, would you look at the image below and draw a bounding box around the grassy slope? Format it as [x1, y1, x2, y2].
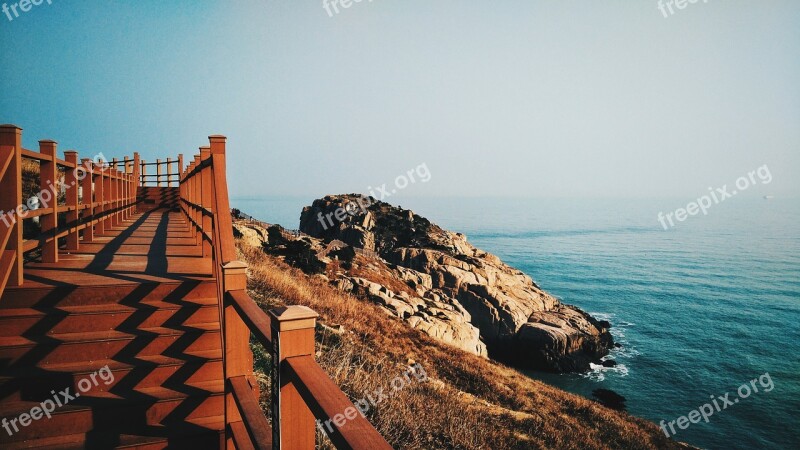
[237, 240, 690, 450]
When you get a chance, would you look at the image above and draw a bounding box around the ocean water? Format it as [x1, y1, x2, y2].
[232, 196, 800, 450]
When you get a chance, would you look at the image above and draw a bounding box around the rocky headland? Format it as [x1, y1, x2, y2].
[233, 194, 614, 372]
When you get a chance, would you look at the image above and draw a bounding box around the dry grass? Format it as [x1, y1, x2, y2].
[346, 256, 420, 298]
[238, 240, 691, 450]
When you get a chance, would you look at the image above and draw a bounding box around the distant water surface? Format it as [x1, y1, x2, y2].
[232, 195, 800, 450]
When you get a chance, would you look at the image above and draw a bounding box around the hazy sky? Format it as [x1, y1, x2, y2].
[1, 0, 798, 199]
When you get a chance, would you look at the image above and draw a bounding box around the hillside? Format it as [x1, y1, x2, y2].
[234, 216, 692, 449]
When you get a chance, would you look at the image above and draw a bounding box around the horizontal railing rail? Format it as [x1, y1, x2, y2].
[180, 136, 391, 450]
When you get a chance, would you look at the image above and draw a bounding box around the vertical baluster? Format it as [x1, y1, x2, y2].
[133, 153, 141, 213]
[39, 140, 58, 263]
[0, 125, 24, 287]
[64, 151, 80, 251]
[200, 147, 212, 258]
[102, 157, 111, 234]
[194, 155, 202, 246]
[185, 161, 191, 233]
[166, 157, 172, 188]
[115, 161, 122, 224]
[111, 158, 119, 228]
[178, 154, 185, 220]
[123, 156, 131, 220]
[94, 160, 102, 236]
[81, 158, 94, 243]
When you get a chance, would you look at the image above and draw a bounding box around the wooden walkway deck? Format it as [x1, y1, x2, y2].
[14, 210, 212, 289]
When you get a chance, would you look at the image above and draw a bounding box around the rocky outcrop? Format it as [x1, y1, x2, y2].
[236, 195, 613, 372]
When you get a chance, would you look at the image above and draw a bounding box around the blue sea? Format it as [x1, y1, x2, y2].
[232, 196, 800, 450]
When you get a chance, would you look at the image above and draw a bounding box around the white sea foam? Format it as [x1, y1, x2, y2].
[582, 312, 639, 381]
[583, 361, 629, 382]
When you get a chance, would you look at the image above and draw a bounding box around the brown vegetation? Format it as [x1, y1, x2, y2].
[237, 240, 691, 450]
[345, 256, 419, 299]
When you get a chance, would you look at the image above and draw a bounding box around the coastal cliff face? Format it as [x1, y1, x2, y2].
[236, 194, 613, 372]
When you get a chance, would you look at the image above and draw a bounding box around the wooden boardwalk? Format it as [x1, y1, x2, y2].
[0, 126, 392, 450]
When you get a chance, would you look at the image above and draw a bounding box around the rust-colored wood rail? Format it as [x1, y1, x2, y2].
[0, 124, 140, 291]
[180, 135, 392, 450]
[138, 157, 182, 187]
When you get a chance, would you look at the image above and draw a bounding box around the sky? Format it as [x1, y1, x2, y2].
[1, 0, 798, 200]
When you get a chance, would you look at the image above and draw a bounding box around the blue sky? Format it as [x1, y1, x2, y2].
[1, 0, 798, 199]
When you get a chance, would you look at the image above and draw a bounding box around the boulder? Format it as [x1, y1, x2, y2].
[242, 195, 614, 373]
[296, 195, 614, 372]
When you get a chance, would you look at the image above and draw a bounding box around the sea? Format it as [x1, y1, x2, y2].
[232, 196, 800, 450]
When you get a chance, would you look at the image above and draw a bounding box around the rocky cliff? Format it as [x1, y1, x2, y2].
[235, 194, 614, 372]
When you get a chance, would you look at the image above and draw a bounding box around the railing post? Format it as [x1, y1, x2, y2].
[133, 153, 140, 211]
[221, 262, 254, 448]
[119, 162, 126, 222]
[64, 151, 80, 251]
[116, 160, 123, 224]
[123, 156, 130, 220]
[185, 159, 194, 239]
[270, 306, 319, 450]
[0, 125, 24, 287]
[116, 162, 123, 223]
[193, 154, 202, 247]
[80, 158, 94, 243]
[95, 161, 105, 236]
[141, 159, 147, 187]
[105, 158, 114, 231]
[111, 158, 119, 228]
[157, 158, 162, 187]
[39, 140, 58, 263]
[178, 154, 185, 221]
[200, 148, 212, 258]
[208, 135, 237, 264]
[166, 157, 172, 187]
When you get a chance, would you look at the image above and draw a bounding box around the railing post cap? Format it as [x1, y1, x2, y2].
[63, 150, 78, 155]
[222, 260, 248, 270]
[209, 135, 227, 142]
[269, 305, 319, 330]
[0, 124, 22, 132]
[39, 139, 57, 145]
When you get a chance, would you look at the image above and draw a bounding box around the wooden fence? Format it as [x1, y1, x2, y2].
[180, 136, 392, 449]
[0, 124, 138, 291]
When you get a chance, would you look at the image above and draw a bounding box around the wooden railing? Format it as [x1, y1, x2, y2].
[180, 136, 392, 450]
[139, 157, 183, 187]
[0, 124, 139, 292]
